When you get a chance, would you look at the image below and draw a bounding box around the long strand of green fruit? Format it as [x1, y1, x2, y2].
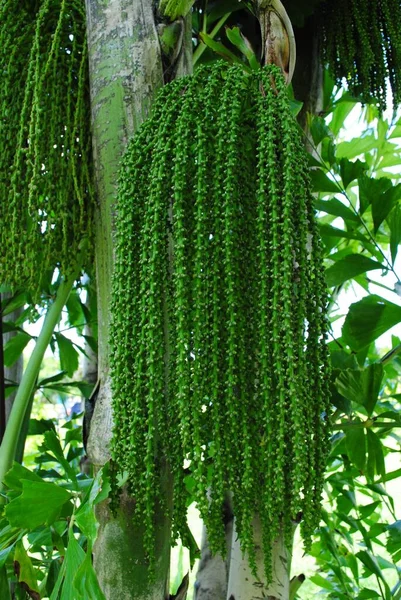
[0, 0, 94, 294]
[110, 62, 331, 582]
[319, 0, 401, 111]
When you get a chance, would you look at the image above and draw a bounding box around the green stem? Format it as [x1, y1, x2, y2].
[193, 12, 231, 65]
[0, 272, 77, 490]
[332, 421, 401, 430]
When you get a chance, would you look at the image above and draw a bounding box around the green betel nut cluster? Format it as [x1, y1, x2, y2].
[320, 0, 401, 110]
[110, 62, 331, 582]
[0, 0, 94, 294]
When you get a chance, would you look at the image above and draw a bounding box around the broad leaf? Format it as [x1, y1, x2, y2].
[14, 541, 40, 598]
[358, 590, 384, 599]
[366, 430, 385, 480]
[340, 158, 367, 189]
[342, 295, 401, 350]
[5, 480, 71, 529]
[198, 33, 249, 69]
[42, 430, 77, 482]
[310, 116, 332, 146]
[386, 521, 401, 562]
[310, 169, 339, 193]
[329, 101, 356, 137]
[54, 333, 79, 377]
[358, 175, 392, 216]
[387, 204, 401, 264]
[3, 463, 42, 492]
[225, 27, 259, 70]
[38, 371, 67, 387]
[50, 535, 85, 600]
[335, 364, 383, 415]
[336, 135, 377, 159]
[73, 549, 106, 600]
[372, 184, 401, 232]
[319, 224, 368, 243]
[1, 292, 29, 317]
[0, 566, 11, 600]
[28, 418, 56, 435]
[356, 550, 387, 584]
[315, 198, 359, 222]
[207, 0, 243, 25]
[3, 332, 31, 367]
[345, 427, 366, 472]
[325, 255, 384, 287]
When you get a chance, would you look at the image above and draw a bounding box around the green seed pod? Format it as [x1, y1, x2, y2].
[110, 62, 331, 583]
[0, 0, 94, 294]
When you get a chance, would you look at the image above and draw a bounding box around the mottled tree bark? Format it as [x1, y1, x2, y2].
[85, 1, 193, 597]
[85, 1, 168, 598]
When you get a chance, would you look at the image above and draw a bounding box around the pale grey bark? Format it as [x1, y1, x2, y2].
[226, 520, 290, 600]
[84, 2, 192, 598]
[85, 1, 168, 598]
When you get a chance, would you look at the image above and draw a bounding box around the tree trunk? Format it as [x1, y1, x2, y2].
[226, 519, 290, 600]
[85, 1, 167, 598]
[84, 1, 192, 598]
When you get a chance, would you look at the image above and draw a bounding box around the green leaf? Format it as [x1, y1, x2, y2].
[335, 364, 383, 415]
[356, 550, 386, 582]
[315, 198, 359, 222]
[366, 430, 385, 480]
[310, 573, 336, 590]
[310, 169, 339, 193]
[325, 255, 384, 287]
[319, 223, 368, 243]
[225, 27, 259, 70]
[3, 463, 42, 492]
[28, 418, 56, 435]
[329, 100, 356, 137]
[207, 0, 243, 25]
[158, 0, 194, 20]
[50, 535, 85, 600]
[372, 184, 401, 233]
[74, 472, 102, 543]
[336, 135, 377, 159]
[310, 116, 332, 146]
[0, 544, 15, 569]
[343, 295, 401, 350]
[358, 175, 392, 215]
[358, 590, 384, 599]
[5, 480, 72, 529]
[66, 291, 84, 328]
[386, 521, 401, 562]
[73, 548, 106, 600]
[340, 158, 367, 189]
[198, 33, 249, 69]
[3, 332, 31, 367]
[42, 430, 77, 482]
[345, 427, 366, 472]
[54, 333, 79, 377]
[64, 427, 82, 446]
[359, 501, 381, 519]
[1, 292, 29, 317]
[387, 204, 401, 265]
[14, 540, 40, 597]
[38, 371, 67, 387]
[46, 559, 62, 598]
[0, 565, 11, 600]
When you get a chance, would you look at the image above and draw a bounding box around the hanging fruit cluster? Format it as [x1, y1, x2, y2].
[319, 0, 401, 110]
[0, 0, 94, 293]
[110, 62, 331, 581]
